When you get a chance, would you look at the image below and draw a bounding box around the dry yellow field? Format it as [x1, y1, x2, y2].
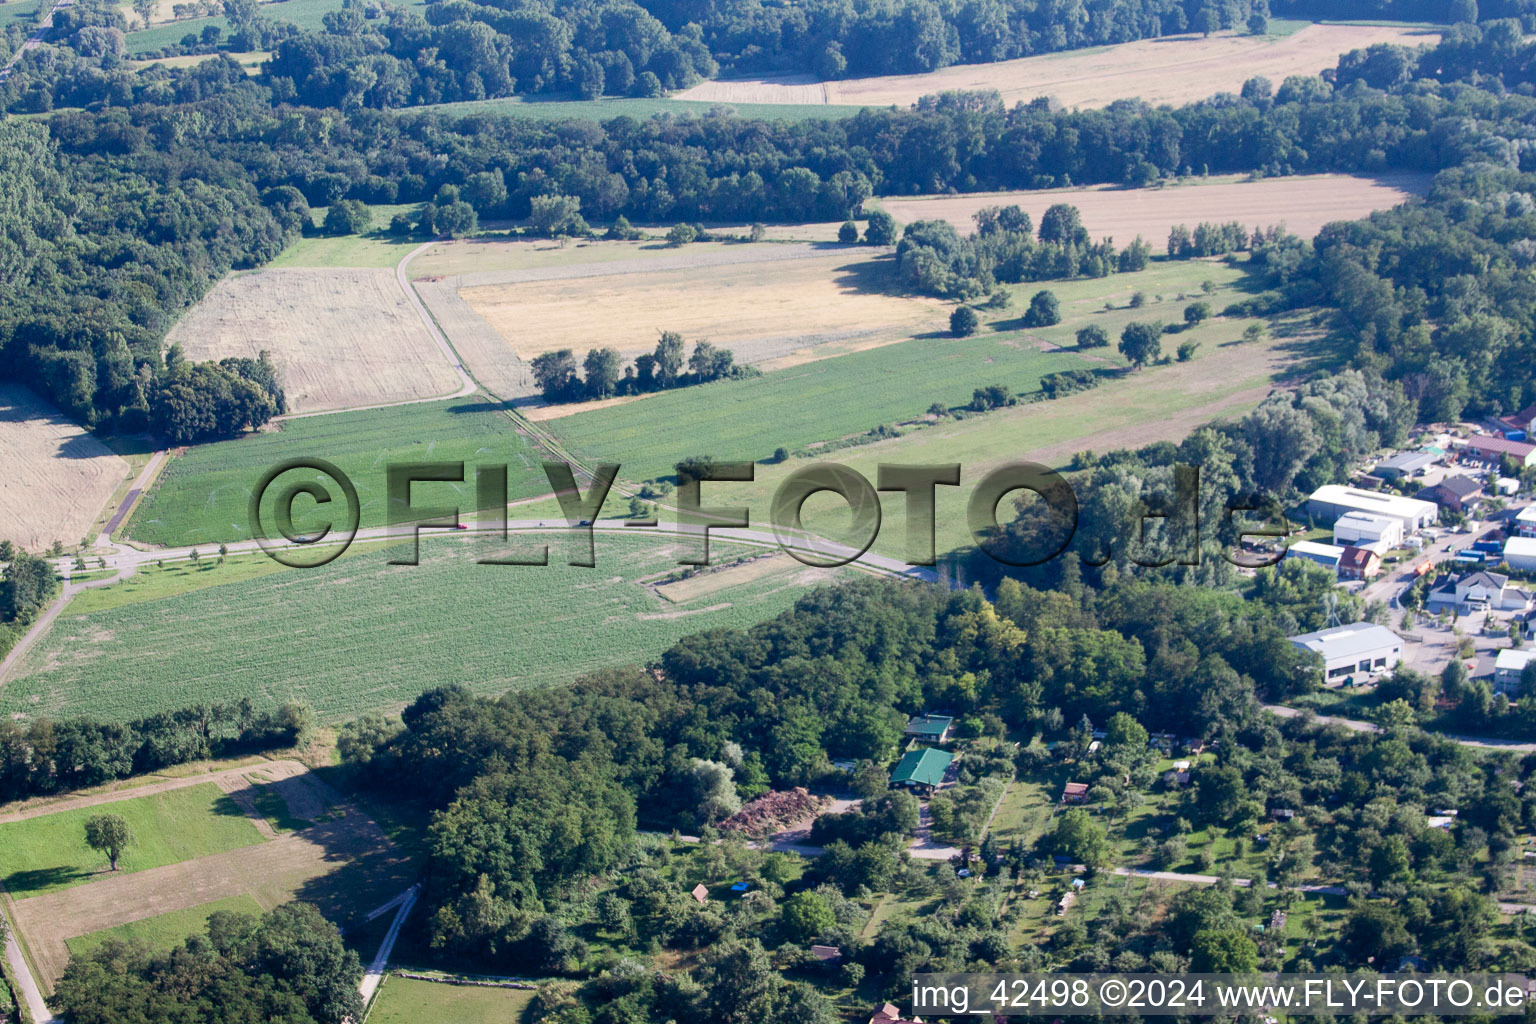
[674, 24, 1438, 109]
[0, 385, 128, 553]
[428, 242, 943, 401]
[880, 173, 1427, 248]
[167, 268, 463, 414]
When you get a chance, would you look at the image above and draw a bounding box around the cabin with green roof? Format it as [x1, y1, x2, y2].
[904, 713, 954, 744]
[890, 747, 954, 794]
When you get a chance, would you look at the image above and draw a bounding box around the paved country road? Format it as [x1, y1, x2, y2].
[0, 0, 69, 82]
[1264, 704, 1536, 753]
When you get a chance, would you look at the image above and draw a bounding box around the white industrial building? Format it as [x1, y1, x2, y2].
[1505, 537, 1536, 573]
[1289, 622, 1404, 683]
[1286, 540, 1345, 571]
[1332, 511, 1404, 549]
[1307, 485, 1438, 534]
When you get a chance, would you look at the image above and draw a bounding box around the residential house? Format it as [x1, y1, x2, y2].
[1428, 570, 1533, 613]
[690, 883, 709, 905]
[1494, 648, 1536, 697]
[1337, 545, 1382, 581]
[869, 1003, 925, 1024]
[1417, 475, 1483, 514]
[890, 747, 954, 795]
[809, 945, 842, 966]
[904, 713, 954, 744]
[1056, 890, 1078, 915]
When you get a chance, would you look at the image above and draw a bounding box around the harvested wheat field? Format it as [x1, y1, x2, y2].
[675, 24, 1439, 110]
[433, 242, 943, 400]
[0, 385, 127, 553]
[167, 268, 462, 414]
[881, 173, 1427, 248]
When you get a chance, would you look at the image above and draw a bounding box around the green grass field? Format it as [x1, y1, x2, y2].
[0, 0, 42, 30]
[0, 784, 267, 897]
[266, 204, 424, 269]
[125, 397, 549, 548]
[2, 532, 853, 722]
[369, 976, 535, 1024]
[546, 256, 1277, 491]
[64, 893, 265, 959]
[423, 95, 868, 123]
[124, 0, 426, 53]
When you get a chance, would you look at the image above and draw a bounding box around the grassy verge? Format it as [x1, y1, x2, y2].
[0, 784, 267, 898]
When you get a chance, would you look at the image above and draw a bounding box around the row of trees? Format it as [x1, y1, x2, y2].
[898, 203, 1151, 298]
[529, 331, 743, 403]
[0, 699, 315, 802]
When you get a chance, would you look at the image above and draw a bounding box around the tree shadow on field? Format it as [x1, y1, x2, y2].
[288, 805, 418, 937]
[830, 253, 901, 297]
[5, 865, 90, 895]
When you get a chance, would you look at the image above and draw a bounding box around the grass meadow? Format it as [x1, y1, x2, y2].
[423, 95, 867, 123]
[368, 977, 536, 1024]
[0, 0, 42, 29]
[0, 784, 266, 897]
[125, 397, 548, 548]
[265, 204, 425, 269]
[2, 533, 850, 722]
[123, 0, 426, 53]
[63, 893, 265, 959]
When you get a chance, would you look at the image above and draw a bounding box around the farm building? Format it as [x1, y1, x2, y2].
[1427, 570, 1532, 614]
[1332, 511, 1403, 549]
[1337, 546, 1382, 581]
[904, 713, 954, 743]
[890, 748, 953, 794]
[1506, 538, 1536, 573]
[1460, 435, 1536, 468]
[1061, 781, 1090, 804]
[1289, 622, 1403, 682]
[1286, 540, 1345, 571]
[1307, 485, 1437, 533]
[1494, 648, 1536, 697]
[1416, 475, 1483, 513]
[1374, 451, 1438, 479]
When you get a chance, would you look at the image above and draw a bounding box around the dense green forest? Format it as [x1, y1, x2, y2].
[9, 16, 1536, 438]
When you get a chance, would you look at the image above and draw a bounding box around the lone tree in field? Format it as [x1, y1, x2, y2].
[838, 220, 858, 243]
[1119, 321, 1164, 368]
[864, 209, 897, 246]
[1184, 301, 1212, 325]
[1076, 324, 1109, 348]
[1023, 289, 1061, 327]
[950, 306, 979, 337]
[85, 813, 134, 871]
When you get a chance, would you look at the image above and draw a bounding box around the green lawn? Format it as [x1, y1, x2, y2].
[124, 397, 549, 548]
[0, 784, 267, 897]
[423, 95, 868, 123]
[1, 532, 855, 722]
[267, 204, 425, 269]
[369, 976, 535, 1024]
[64, 894, 265, 959]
